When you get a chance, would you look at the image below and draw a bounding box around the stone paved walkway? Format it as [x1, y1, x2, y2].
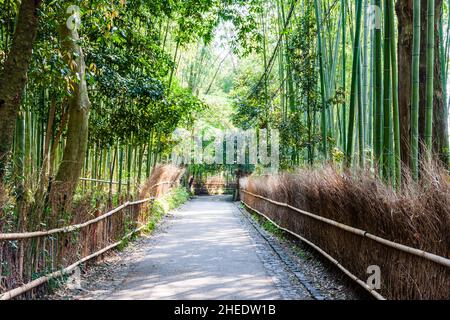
[106, 195, 312, 300]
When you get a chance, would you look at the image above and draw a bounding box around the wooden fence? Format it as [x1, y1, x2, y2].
[0, 181, 175, 300]
[240, 189, 450, 300]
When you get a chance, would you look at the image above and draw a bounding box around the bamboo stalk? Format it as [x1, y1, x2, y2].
[374, 0, 383, 169]
[382, 0, 392, 180]
[425, 0, 436, 161]
[388, 0, 401, 186]
[314, 0, 328, 160]
[345, 0, 363, 166]
[341, 0, 347, 152]
[411, 0, 421, 179]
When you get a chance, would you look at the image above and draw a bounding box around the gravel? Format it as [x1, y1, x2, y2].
[237, 202, 367, 300]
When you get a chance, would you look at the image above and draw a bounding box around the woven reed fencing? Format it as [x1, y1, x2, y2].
[0, 165, 184, 300]
[240, 170, 450, 300]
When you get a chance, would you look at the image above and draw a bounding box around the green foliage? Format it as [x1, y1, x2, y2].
[250, 209, 285, 238]
[230, 65, 269, 129]
[146, 187, 190, 231]
[218, 0, 264, 56]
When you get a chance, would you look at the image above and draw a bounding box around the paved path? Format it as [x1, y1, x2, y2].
[107, 196, 283, 300]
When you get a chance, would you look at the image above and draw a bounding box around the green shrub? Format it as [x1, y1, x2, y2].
[144, 187, 190, 233]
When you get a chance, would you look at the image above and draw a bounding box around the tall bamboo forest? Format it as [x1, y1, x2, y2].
[0, 0, 449, 301]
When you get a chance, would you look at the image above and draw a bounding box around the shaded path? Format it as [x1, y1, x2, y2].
[107, 196, 283, 300]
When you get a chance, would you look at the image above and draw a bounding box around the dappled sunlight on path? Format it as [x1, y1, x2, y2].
[107, 196, 281, 300]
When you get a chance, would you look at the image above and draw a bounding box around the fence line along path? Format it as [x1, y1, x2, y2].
[0, 180, 176, 300]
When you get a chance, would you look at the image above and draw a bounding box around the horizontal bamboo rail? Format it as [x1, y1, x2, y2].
[79, 177, 126, 185]
[193, 183, 237, 186]
[240, 200, 386, 300]
[0, 180, 178, 299]
[79, 178, 176, 187]
[0, 181, 175, 241]
[0, 198, 152, 241]
[0, 224, 147, 300]
[150, 181, 176, 189]
[240, 189, 450, 269]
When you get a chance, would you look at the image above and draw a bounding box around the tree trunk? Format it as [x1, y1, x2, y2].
[428, 0, 448, 166]
[0, 0, 41, 179]
[49, 12, 91, 222]
[396, 0, 447, 170]
[418, 0, 446, 165]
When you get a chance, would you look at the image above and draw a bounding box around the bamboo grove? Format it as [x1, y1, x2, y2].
[231, 0, 449, 186]
[0, 0, 256, 231]
[0, 0, 449, 233]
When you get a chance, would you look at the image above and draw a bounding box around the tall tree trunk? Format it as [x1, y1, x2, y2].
[397, 0, 447, 172]
[49, 10, 91, 221]
[0, 0, 41, 179]
[429, 0, 448, 166]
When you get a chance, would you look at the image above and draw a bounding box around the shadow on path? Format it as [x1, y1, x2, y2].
[107, 195, 281, 300]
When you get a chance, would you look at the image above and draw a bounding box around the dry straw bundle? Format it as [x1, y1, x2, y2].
[240, 165, 450, 299]
[140, 164, 184, 198]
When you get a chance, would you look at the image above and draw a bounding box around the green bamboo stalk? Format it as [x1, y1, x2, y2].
[362, 0, 369, 150]
[15, 111, 25, 216]
[168, 39, 180, 90]
[314, 0, 328, 160]
[133, 144, 139, 192]
[126, 143, 132, 198]
[261, 6, 269, 118]
[411, 0, 421, 180]
[329, 11, 342, 146]
[137, 144, 145, 187]
[92, 144, 98, 189]
[341, 0, 347, 152]
[118, 144, 124, 195]
[382, 0, 393, 181]
[83, 144, 89, 192]
[109, 145, 116, 204]
[358, 56, 365, 167]
[438, 4, 449, 166]
[374, 0, 383, 170]
[345, 0, 363, 167]
[439, 7, 447, 117]
[368, 20, 374, 150]
[424, 0, 435, 161]
[146, 131, 153, 178]
[25, 111, 31, 179]
[276, 0, 286, 122]
[100, 148, 107, 192]
[389, 0, 401, 186]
